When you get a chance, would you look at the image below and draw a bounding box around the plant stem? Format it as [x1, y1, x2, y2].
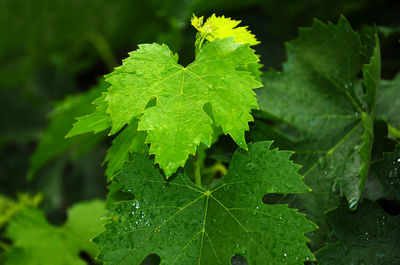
[0, 240, 10, 252]
[193, 154, 202, 187]
[388, 124, 400, 139]
[87, 32, 118, 71]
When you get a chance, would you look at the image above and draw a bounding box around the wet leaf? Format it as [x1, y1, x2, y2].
[95, 141, 315, 265]
[256, 17, 380, 248]
[68, 38, 262, 177]
[372, 146, 400, 201]
[316, 200, 400, 265]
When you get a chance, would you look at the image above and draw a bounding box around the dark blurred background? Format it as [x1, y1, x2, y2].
[0, 0, 399, 224]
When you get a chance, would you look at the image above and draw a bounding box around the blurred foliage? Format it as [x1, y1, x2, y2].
[0, 0, 399, 264]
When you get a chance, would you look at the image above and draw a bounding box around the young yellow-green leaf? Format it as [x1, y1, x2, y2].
[0, 193, 41, 228]
[94, 142, 315, 265]
[315, 200, 400, 265]
[4, 200, 105, 265]
[256, 17, 380, 248]
[70, 38, 262, 177]
[191, 14, 260, 45]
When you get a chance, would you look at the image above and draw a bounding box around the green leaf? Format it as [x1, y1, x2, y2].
[66, 92, 112, 138]
[376, 73, 400, 137]
[372, 146, 400, 201]
[70, 38, 262, 177]
[95, 142, 315, 265]
[28, 81, 108, 180]
[315, 200, 400, 265]
[256, 17, 380, 249]
[5, 200, 105, 265]
[103, 120, 147, 179]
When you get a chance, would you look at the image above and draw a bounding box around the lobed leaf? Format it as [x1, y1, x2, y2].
[95, 142, 315, 265]
[68, 38, 262, 177]
[191, 14, 260, 46]
[256, 17, 380, 248]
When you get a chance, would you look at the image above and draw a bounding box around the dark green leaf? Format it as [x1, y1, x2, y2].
[316, 200, 400, 265]
[27, 81, 108, 179]
[256, 17, 380, 248]
[372, 146, 400, 201]
[95, 142, 315, 265]
[376, 73, 400, 138]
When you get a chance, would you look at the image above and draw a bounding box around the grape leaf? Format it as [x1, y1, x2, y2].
[376, 72, 400, 137]
[256, 17, 380, 249]
[4, 200, 105, 265]
[68, 38, 262, 177]
[315, 200, 400, 265]
[27, 81, 108, 180]
[103, 120, 147, 179]
[191, 14, 260, 45]
[66, 92, 112, 138]
[372, 146, 400, 201]
[94, 141, 315, 265]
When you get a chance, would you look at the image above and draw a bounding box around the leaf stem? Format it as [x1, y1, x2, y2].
[195, 34, 207, 58]
[193, 154, 202, 187]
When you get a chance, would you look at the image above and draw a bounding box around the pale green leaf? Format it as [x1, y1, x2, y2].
[0, 193, 42, 229]
[5, 200, 105, 265]
[70, 38, 262, 177]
